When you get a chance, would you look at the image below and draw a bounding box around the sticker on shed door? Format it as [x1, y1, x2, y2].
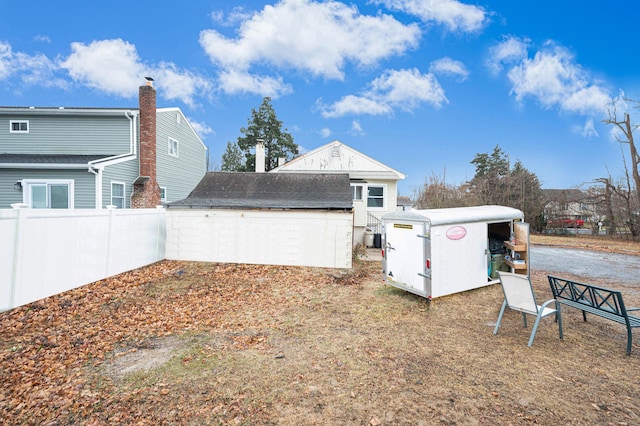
[446, 226, 467, 240]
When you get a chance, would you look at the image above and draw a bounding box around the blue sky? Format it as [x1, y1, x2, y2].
[2, 1, 639, 196]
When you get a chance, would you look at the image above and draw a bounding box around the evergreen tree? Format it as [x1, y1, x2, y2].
[233, 97, 298, 172]
[220, 141, 243, 171]
[468, 145, 544, 229]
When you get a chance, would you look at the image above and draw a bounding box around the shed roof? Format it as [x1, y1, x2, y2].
[383, 205, 524, 225]
[167, 172, 353, 210]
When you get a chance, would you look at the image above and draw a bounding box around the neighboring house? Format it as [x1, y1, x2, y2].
[396, 195, 413, 211]
[270, 140, 405, 245]
[543, 189, 598, 226]
[165, 172, 353, 268]
[0, 80, 207, 209]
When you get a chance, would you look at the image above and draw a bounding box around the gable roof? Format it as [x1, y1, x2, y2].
[396, 195, 413, 207]
[167, 172, 353, 210]
[542, 189, 587, 202]
[271, 140, 405, 180]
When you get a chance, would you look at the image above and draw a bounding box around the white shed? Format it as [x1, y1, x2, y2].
[166, 172, 354, 269]
[382, 205, 528, 299]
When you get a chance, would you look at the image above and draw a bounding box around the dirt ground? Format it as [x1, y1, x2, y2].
[1, 235, 639, 425]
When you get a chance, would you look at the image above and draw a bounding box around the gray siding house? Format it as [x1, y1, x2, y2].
[0, 81, 207, 209]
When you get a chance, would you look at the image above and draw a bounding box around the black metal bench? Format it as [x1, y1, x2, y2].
[548, 275, 640, 355]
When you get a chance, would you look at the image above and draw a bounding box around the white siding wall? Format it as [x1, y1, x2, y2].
[166, 209, 353, 268]
[1, 169, 96, 209]
[156, 109, 207, 203]
[0, 114, 131, 155]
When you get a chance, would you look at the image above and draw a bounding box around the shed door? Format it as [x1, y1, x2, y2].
[384, 221, 427, 296]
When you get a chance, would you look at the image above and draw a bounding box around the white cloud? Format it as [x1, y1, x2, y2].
[319, 68, 447, 118]
[188, 117, 215, 139]
[506, 43, 610, 115]
[34, 35, 51, 43]
[489, 38, 610, 116]
[218, 69, 292, 98]
[319, 127, 332, 138]
[60, 39, 145, 98]
[429, 57, 469, 81]
[370, 68, 447, 110]
[319, 94, 393, 118]
[0, 41, 67, 88]
[560, 85, 611, 115]
[59, 39, 212, 106]
[155, 63, 212, 107]
[375, 0, 487, 32]
[15, 51, 67, 88]
[211, 7, 253, 27]
[350, 120, 365, 136]
[487, 36, 529, 74]
[200, 0, 420, 95]
[576, 118, 598, 138]
[0, 41, 14, 80]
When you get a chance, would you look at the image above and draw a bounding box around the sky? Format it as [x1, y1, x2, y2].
[2, 0, 639, 197]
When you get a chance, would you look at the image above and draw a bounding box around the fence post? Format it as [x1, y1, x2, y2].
[9, 204, 28, 310]
[105, 205, 116, 276]
[156, 206, 165, 261]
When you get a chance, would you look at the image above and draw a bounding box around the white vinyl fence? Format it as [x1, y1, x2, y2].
[1, 206, 165, 311]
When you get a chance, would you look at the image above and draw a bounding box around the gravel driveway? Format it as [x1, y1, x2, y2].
[530, 245, 640, 291]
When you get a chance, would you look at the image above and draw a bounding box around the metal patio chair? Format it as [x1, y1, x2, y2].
[493, 271, 563, 347]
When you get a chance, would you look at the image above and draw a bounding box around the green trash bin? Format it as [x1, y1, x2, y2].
[490, 254, 505, 279]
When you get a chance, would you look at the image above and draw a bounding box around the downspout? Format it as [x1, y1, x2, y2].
[87, 166, 103, 209]
[87, 111, 138, 208]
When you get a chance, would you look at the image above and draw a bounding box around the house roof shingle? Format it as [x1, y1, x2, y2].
[0, 154, 111, 166]
[167, 172, 353, 210]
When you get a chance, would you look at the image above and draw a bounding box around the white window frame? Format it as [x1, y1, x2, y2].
[22, 179, 74, 209]
[351, 184, 364, 201]
[366, 184, 386, 210]
[160, 187, 167, 204]
[10, 120, 29, 133]
[176, 113, 181, 124]
[111, 181, 126, 209]
[168, 137, 179, 157]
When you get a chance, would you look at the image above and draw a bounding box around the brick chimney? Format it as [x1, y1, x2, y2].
[131, 78, 161, 208]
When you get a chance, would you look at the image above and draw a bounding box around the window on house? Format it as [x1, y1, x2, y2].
[367, 185, 385, 208]
[176, 113, 181, 124]
[10, 120, 29, 133]
[168, 137, 179, 157]
[111, 182, 125, 208]
[160, 187, 167, 204]
[351, 184, 363, 201]
[24, 180, 73, 209]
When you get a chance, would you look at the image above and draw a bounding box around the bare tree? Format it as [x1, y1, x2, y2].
[603, 98, 640, 205]
[592, 178, 617, 235]
[602, 98, 640, 238]
[413, 172, 470, 209]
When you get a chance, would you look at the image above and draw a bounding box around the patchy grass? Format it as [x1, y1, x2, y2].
[1, 239, 640, 425]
